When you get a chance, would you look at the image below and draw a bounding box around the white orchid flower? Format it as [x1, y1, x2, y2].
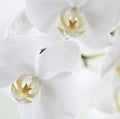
[18, 64, 103, 119]
[24, 0, 120, 49]
[0, 36, 84, 119]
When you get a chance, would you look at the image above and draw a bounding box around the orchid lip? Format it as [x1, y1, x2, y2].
[11, 74, 40, 104]
[58, 6, 86, 37]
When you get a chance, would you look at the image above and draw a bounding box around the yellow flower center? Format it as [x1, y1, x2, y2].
[58, 6, 86, 36]
[11, 74, 40, 104]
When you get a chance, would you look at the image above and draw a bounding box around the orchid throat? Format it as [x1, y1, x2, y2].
[58, 6, 86, 36]
[11, 74, 40, 104]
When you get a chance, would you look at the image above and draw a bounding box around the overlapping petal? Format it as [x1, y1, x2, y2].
[25, 0, 69, 32]
[37, 40, 81, 79]
[101, 45, 120, 77]
[0, 36, 46, 87]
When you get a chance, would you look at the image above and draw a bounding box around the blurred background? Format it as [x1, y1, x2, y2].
[0, 0, 24, 118]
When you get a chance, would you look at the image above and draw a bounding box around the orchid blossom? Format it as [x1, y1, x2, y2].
[23, 0, 120, 49]
[0, 36, 85, 119]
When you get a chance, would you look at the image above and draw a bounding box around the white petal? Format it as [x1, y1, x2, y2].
[82, 0, 120, 36]
[66, 0, 87, 7]
[18, 96, 76, 119]
[76, 68, 115, 113]
[37, 40, 81, 79]
[80, 30, 112, 50]
[93, 70, 120, 113]
[6, 10, 33, 37]
[18, 97, 45, 119]
[0, 36, 47, 87]
[101, 45, 120, 77]
[0, 92, 19, 119]
[86, 109, 116, 119]
[25, 0, 69, 32]
[41, 73, 82, 118]
[76, 68, 101, 104]
[0, 66, 35, 88]
[94, 82, 114, 113]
